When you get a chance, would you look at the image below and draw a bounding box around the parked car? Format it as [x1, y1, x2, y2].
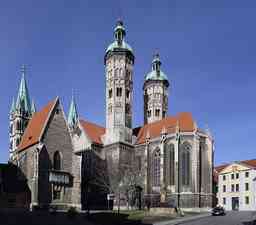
[212, 206, 226, 216]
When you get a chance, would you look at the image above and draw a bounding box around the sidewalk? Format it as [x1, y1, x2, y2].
[154, 213, 210, 225]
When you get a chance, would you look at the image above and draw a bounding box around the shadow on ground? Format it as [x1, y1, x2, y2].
[242, 221, 256, 225]
[88, 212, 153, 225]
[0, 211, 153, 225]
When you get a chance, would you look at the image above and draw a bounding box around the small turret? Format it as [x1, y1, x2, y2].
[10, 97, 16, 115]
[68, 94, 79, 130]
[31, 99, 36, 114]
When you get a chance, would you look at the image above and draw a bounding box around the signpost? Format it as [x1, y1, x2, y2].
[107, 194, 115, 210]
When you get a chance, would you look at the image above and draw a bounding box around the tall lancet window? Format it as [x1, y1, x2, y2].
[53, 151, 61, 171]
[152, 148, 161, 186]
[164, 143, 175, 186]
[181, 142, 191, 186]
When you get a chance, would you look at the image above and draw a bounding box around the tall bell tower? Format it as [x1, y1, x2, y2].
[143, 53, 169, 124]
[104, 20, 134, 145]
[9, 66, 34, 160]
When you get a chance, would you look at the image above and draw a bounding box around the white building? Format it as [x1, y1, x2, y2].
[216, 160, 256, 211]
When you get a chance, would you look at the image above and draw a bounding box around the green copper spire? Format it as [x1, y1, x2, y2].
[106, 20, 133, 54]
[145, 53, 169, 82]
[10, 97, 16, 114]
[68, 93, 79, 128]
[31, 99, 36, 114]
[16, 65, 31, 114]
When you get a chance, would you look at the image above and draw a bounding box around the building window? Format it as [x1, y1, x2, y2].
[155, 109, 160, 117]
[236, 184, 239, 192]
[236, 173, 239, 179]
[136, 156, 142, 171]
[116, 87, 122, 97]
[53, 151, 61, 171]
[245, 183, 249, 191]
[163, 111, 166, 118]
[16, 138, 20, 146]
[152, 148, 161, 186]
[53, 185, 62, 200]
[231, 174, 234, 180]
[108, 89, 112, 98]
[231, 184, 234, 192]
[9, 140, 13, 150]
[125, 104, 130, 114]
[164, 143, 175, 186]
[181, 142, 191, 186]
[223, 185, 226, 192]
[245, 171, 249, 178]
[245, 196, 249, 204]
[147, 110, 151, 117]
[223, 197, 226, 205]
[223, 175, 226, 181]
[9, 124, 13, 134]
[126, 90, 130, 99]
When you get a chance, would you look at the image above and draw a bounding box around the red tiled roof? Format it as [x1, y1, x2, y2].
[80, 120, 105, 145]
[241, 159, 256, 168]
[214, 165, 229, 173]
[135, 112, 195, 144]
[18, 99, 57, 152]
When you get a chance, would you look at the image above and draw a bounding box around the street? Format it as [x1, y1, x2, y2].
[176, 211, 255, 225]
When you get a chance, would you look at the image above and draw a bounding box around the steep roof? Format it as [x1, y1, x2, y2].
[135, 112, 195, 144]
[18, 99, 57, 152]
[80, 120, 105, 145]
[214, 159, 256, 174]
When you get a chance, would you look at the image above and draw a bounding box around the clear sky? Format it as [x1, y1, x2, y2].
[0, 0, 255, 165]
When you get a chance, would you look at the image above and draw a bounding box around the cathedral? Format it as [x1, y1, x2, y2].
[7, 20, 213, 211]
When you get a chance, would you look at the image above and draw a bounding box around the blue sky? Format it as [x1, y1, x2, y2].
[0, 0, 256, 165]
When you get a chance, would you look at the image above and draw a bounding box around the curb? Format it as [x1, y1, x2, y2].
[154, 213, 211, 225]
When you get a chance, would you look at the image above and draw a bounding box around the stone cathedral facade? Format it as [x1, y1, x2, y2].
[7, 20, 213, 210]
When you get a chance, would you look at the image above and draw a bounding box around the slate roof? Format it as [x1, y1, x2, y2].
[17, 98, 57, 152]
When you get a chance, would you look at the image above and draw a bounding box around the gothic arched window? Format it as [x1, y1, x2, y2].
[164, 143, 175, 186]
[16, 138, 20, 147]
[53, 151, 61, 171]
[152, 148, 161, 187]
[181, 142, 191, 186]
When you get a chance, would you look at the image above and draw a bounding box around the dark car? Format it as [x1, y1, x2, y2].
[212, 206, 226, 216]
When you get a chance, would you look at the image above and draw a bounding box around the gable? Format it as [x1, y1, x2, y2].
[71, 122, 92, 152]
[18, 98, 57, 152]
[220, 163, 251, 174]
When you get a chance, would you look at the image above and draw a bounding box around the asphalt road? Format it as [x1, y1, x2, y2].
[176, 211, 256, 225]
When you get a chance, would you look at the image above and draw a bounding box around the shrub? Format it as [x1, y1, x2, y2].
[67, 206, 78, 219]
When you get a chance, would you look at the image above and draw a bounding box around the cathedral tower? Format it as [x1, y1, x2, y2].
[9, 66, 34, 160]
[143, 53, 169, 124]
[104, 20, 134, 144]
